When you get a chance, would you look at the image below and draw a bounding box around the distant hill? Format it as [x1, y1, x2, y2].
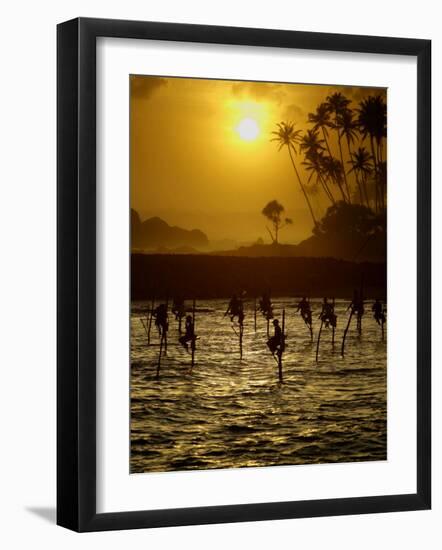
[210, 232, 386, 262]
[131, 210, 209, 251]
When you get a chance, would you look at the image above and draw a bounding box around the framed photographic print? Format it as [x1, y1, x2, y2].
[57, 17, 431, 532]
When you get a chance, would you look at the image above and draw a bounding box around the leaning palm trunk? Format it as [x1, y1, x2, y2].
[333, 177, 348, 203]
[321, 127, 333, 159]
[353, 173, 365, 206]
[346, 136, 361, 204]
[320, 127, 347, 203]
[337, 136, 351, 203]
[331, 172, 348, 203]
[377, 140, 383, 164]
[318, 174, 336, 205]
[328, 162, 347, 203]
[377, 139, 385, 210]
[369, 136, 380, 213]
[315, 169, 336, 205]
[287, 146, 317, 226]
[362, 173, 370, 209]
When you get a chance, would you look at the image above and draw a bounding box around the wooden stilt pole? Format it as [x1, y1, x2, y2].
[239, 321, 243, 360]
[147, 297, 155, 345]
[254, 298, 257, 332]
[341, 310, 354, 357]
[381, 306, 386, 341]
[156, 332, 164, 378]
[164, 297, 169, 355]
[140, 317, 149, 339]
[316, 319, 324, 362]
[266, 317, 270, 338]
[278, 309, 285, 383]
[190, 298, 196, 373]
[332, 298, 336, 346]
[303, 309, 313, 341]
[178, 314, 182, 334]
[359, 274, 364, 336]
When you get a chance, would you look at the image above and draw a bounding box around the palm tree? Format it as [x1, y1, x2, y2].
[302, 151, 336, 205]
[338, 108, 358, 162]
[326, 92, 352, 202]
[271, 122, 317, 226]
[377, 160, 387, 211]
[321, 155, 347, 203]
[308, 103, 334, 158]
[348, 147, 374, 207]
[299, 128, 326, 156]
[357, 95, 387, 210]
[300, 132, 335, 205]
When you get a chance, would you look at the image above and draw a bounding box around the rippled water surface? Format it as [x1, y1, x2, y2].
[130, 298, 386, 473]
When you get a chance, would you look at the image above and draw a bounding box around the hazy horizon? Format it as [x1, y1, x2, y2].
[132, 206, 315, 246]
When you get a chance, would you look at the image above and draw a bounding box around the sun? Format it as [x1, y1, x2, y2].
[236, 117, 260, 141]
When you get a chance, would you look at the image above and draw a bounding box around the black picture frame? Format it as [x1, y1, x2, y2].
[57, 17, 431, 532]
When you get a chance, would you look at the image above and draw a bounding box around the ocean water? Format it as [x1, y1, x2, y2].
[130, 298, 387, 473]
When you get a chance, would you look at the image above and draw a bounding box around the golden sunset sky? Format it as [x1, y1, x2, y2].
[131, 76, 386, 246]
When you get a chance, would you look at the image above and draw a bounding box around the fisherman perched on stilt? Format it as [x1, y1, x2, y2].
[155, 300, 169, 377]
[259, 291, 273, 320]
[153, 303, 168, 336]
[318, 297, 337, 329]
[316, 297, 337, 361]
[172, 296, 186, 332]
[258, 290, 274, 336]
[267, 313, 286, 382]
[372, 298, 386, 325]
[179, 314, 196, 353]
[267, 319, 283, 356]
[225, 292, 245, 358]
[347, 290, 364, 334]
[296, 296, 313, 336]
[225, 293, 243, 324]
[341, 289, 365, 356]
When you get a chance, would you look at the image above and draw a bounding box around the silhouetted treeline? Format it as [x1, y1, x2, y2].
[131, 254, 386, 300]
[272, 92, 387, 227]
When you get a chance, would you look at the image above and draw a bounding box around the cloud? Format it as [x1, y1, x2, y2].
[230, 81, 287, 104]
[131, 76, 168, 99]
[283, 103, 305, 122]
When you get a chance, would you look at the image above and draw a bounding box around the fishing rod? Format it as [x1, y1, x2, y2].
[155, 297, 169, 378]
[341, 307, 354, 357]
[254, 297, 257, 332]
[189, 298, 196, 374]
[147, 296, 155, 345]
[297, 296, 314, 341]
[342, 274, 364, 356]
[277, 309, 286, 383]
[230, 322, 239, 337]
[140, 317, 149, 339]
[358, 274, 365, 336]
[315, 318, 324, 362]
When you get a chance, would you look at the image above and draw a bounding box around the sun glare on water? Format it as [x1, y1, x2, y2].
[236, 117, 260, 141]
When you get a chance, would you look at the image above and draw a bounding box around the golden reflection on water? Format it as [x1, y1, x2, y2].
[130, 298, 387, 474]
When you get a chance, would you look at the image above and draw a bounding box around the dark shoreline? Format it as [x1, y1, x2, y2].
[131, 253, 386, 300]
